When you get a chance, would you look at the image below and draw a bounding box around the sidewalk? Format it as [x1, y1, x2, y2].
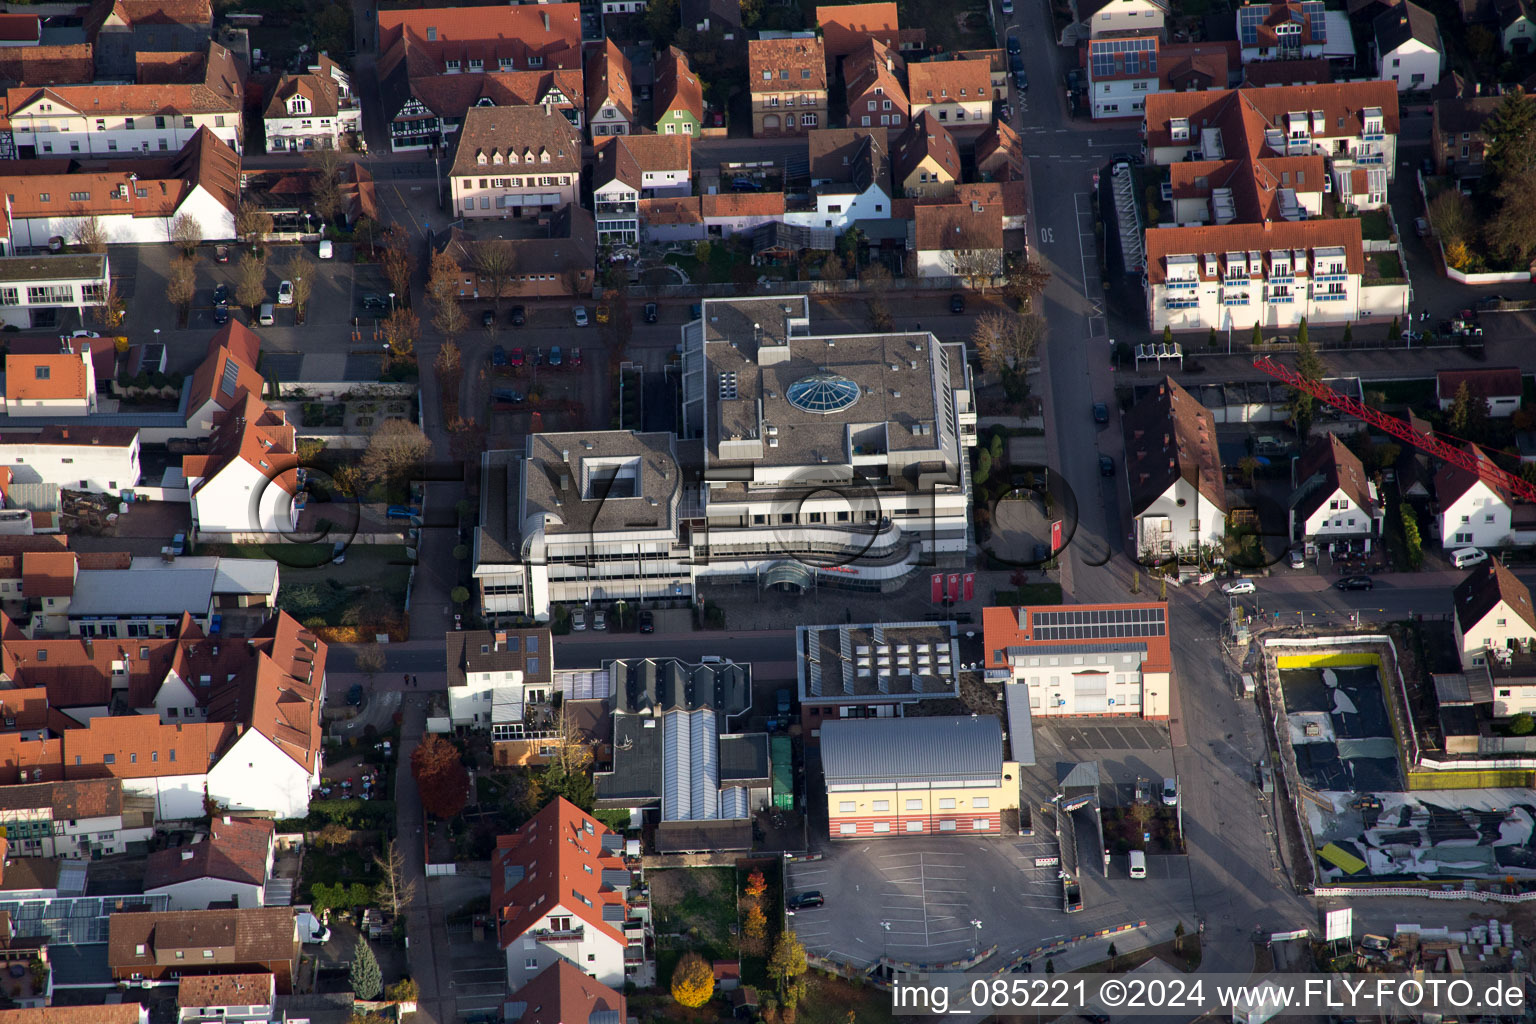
[395, 695, 444, 1024]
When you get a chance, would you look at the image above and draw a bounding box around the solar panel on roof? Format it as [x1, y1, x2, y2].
[219, 358, 241, 398]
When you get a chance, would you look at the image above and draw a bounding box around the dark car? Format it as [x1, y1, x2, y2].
[346, 683, 363, 706]
[1336, 575, 1375, 591]
[787, 892, 824, 910]
[1099, 455, 1114, 476]
[386, 505, 420, 519]
[1015, 68, 1028, 90]
[482, 309, 496, 327]
[491, 388, 525, 407]
[1093, 402, 1110, 423]
[213, 303, 230, 324]
[214, 244, 230, 263]
[644, 301, 658, 323]
[776, 688, 792, 715]
[1477, 294, 1507, 310]
[731, 176, 764, 191]
[549, 345, 563, 367]
[949, 293, 965, 313]
[491, 345, 508, 367]
[510, 304, 526, 326]
[638, 609, 654, 633]
[362, 293, 388, 311]
[1007, 33, 1020, 54]
[212, 283, 230, 305]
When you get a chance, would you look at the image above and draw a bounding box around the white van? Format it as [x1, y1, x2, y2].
[1129, 850, 1146, 879]
[1451, 547, 1488, 569]
[258, 302, 276, 326]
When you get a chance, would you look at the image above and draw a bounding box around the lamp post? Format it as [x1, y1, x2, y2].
[879, 920, 891, 963]
[388, 291, 396, 314]
[970, 919, 983, 958]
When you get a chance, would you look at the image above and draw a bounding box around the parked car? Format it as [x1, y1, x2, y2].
[318, 239, 334, 259]
[483, 309, 496, 327]
[1289, 549, 1306, 569]
[508, 347, 526, 367]
[573, 306, 589, 326]
[776, 688, 792, 715]
[689, 303, 702, 319]
[1451, 547, 1488, 569]
[1161, 777, 1178, 806]
[949, 293, 965, 313]
[638, 609, 654, 633]
[1007, 33, 1020, 54]
[592, 607, 606, 630]
[569, 347, 583, 368]
[491, 345, 508, 367]
[1001, 0, 1013, 12]
[213, 303, 230, 324]
[277, 280, 294, 305]
[1415, 217, 1430, 237]
[549, 345, 563, 367]
[258, 303, 275, 326]
[170, 532, 186, 555]
[509, 304, 526, 326]
[644, 301, 659, 323]
[1222, 580, 1256, 595]
[386, 505, 420, 519]
[491, 388, 525, 407]
[1336, 575, 1374, 591]
[347, 684, 364, 706]
[1099, 455, 1114, 476]
[213, 283, 231, 305]
[362, 293, 388, 311]
[571, 607, 587, 631]
[214, 244, 230, 263]
[787, 892, 824, 909]
[595, 304, 610, 324]
[1092, 402, 1109, 423]
[731, 176, 764, 191]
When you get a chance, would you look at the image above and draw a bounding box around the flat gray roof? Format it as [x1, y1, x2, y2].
[608, 657, 751, 717]
[798, 621, 960, 703]
[522, 430, 681, 539]
[821, 716, 1004, 787]
[0, 253, 106, 282]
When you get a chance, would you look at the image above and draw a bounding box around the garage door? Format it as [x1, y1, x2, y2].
[1074, 673, 1107, 713]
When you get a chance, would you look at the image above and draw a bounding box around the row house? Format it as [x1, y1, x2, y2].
[109, 908, 298, 993]
[1289, 432, 1384, 555]
[143, 816, 275, 910]
[1083, 36, 1236, 119]
[6, 42, 242, 159]
[377, 3, 583, 152]
[0, 128, 240, 250]
[445, 628, 554, 732]
[907, 58, 992, 127]
[1236, 1, 1332, 62]
[816, 2, 925, 67]
[785, 127, 892, 231]
[88, 0, 213, 79]
[177, 973, 276, 1024]
[585, 39, 634, 138]
[1431, 94, 1509, 179]
[654, 46, 704, 136]
[891, 112, 960, 198]
[387, 69, 583, 156]
[638, 196, 704, 243]
[0, 778, 152, 858]
[749, 36, 828, 137]
[0, 253, 110, 328]
[1064, 0, 1168, 41]
[0, 609, 325, 821]
[1123, 377, 1227, 559]
[492, 798, 649, 990]
[262, 55, 361, 153]
[976, 120, 1026, 180]
[908, 197, 1003, 279]
[448, 106, 581, 220]
[592, 134, 692, 245]
[983, 602, 1173, 719]
[844, 38, 909, 131]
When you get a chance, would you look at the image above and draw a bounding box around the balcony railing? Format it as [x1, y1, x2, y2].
[532, 927, 584, 943]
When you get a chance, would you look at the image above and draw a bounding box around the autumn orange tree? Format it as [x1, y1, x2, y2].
[670, 951, 714, 1008]
[743, 903, 767, 943]
[410, 734, 469, 819]
[745, 870, 767, 898]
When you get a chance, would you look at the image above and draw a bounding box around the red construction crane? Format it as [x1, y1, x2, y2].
[1251, 355, 1536, 504]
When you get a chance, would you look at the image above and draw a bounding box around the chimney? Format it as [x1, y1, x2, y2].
[542, 10, 550, 30]
[495, 630, 508, 650]
[61, 428, 68, 439]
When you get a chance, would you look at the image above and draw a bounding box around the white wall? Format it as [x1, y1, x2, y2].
[1134, 478, 1225, 557]
[1456, 603, 1536, 669]
[0, 437, 139, 492]
[590, 103, 631, 137]
[10, 113, 241, 158]
[205, 729, 318, 819]
[1092, 77, 1156, 119]
[148, 875, 265, 911]
[189, 458, 298, 536]
[1086, 0, 1165, 36]
[1379, 40, 1440, 90]
[1441, 483, 1511, 549]
[122, 773, 209, 821]
[8, 188, 236, 248]
[1293, 486, 1379, 545]
[504, 904, 626, 990]
[782, 186, 890, 231]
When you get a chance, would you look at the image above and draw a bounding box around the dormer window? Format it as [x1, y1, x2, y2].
[426, 26, 437, 39]
[446, 59, 461, 71]
[541, 151, 550, 163]
[469, 57, 483, 70]
[499, 57, 514, 70]
[289, 96, 309, 115]
[508, 150, 519, 164]
[493, 151, 503, 164]
[477, 151, 487, 165]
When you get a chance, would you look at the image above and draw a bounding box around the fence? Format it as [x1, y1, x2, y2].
[624, 274, 1001, 301]
[1314, 885, 1536, 903]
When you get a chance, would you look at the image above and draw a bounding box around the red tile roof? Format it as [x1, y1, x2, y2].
[1293, 432, 1376, 521]
[108, 907, 297, 973]
[1121, 376, 1226, 514]
[0, 43, 92, 85]
[844, 38, 907, 116]
[585, 38, 633, 125]
[0, 688, 49, 732]
[177, 972, 274, 1009]
[817, 2, 900, 60]
[6, 42, 240, 118]
[1143, 81, 1400, 152]
[1144, 218, 1363, 285]
[186, 322, 265, 420]
[20, 551, 75, 599]
[184, 390, 299, 498]
[974, 120, 1025, 179]
[911, 199, 1003, 251]
[0, 1007, 144, 1024]
[640, 196, 702, 226]
[1435, 443, 1513, 508]
[5, 351, 89, 404]
[983, 601, 1173, 673]
[907, 58, 991, 107]
[0, 14, 39, 41]
[406, 70, 582, 123]
[378, 4, 582, 80]
[654, 46, 703, 124]
[493, 797, 631, 949]
[144, 817, 273, 891]
[700, 192, 787, 218]
[748, 37, 827, 94]
[508, 961, 626, 1024]
[892, 110, 960, 187]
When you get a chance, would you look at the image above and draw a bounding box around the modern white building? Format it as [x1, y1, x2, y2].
[1453, 561, 1536, 672]
[262, 56, 362, 153]
[1288, 432, 1384, 554]
[492, 797, 648, 989]
[5, 43, 243, 159]
[475, 295, 978, 619]
[1123, 377, 1227, 560]
[783, 128, 893, 232]
[1373, 0, 1443, 90]
[0, 425, 139, 493]
[1437, 446, 1513, 550]
[182, 392, 300, 541]
[0, 254, 110, 328]
[983, 602, 1173, 719]
[445, 628, 554, 734]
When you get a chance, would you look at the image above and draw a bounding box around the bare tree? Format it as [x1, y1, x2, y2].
[971, 311, 1046, 373]
[362, 418, 431, 486]
[434, 340, 462, 379]
[1003, 259, 1051, 311]
[171, 213, 203, 256]
[554, 698, 594, 775]
[353, 216, 380, 256]
[166, 255, 197, 311]
[354, 645, 386, 675]
[382, 308, 420, 358]
[236, 202, 274, 246]
[859, 261, 893, 292]
[90, 283, 126, 330]
[947, 222, 1002, 292]
[373, 839, 419, 918]
[427, 249, 460, 306]
[562, 265, 586, 298]
[308, 146, 344, 185]
[472, 243, 515, 311]
[381, 227, 415, 301]
[71, 213, 108, 253]
[284, 250, 315, 314]
[312, 177, 344, 227]
[432, 295, 466, 343]
[236, 252, 268, 314]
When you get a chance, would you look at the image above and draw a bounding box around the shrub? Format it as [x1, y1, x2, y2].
[671, 951, 714, 1007]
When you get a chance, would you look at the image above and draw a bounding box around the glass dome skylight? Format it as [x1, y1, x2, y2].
[785, 372, 861, 414]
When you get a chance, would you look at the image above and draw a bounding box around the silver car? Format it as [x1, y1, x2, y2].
[570, 607, 587, 631]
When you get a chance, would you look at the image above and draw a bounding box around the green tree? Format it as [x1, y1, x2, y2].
[1251, 322, 1262, 347]
[974, 450, 992, 487]
[1448, 380, 1475, 435]
[1388, 316, 1401, 341]
[1488, 168, 1536, 265]
[1400, 503, 1423, 569]
[1162, 324, 1173, 346]
[1483, 89, 1536, 184]
[349, 938, 382, 1001]
[542, 763, 595, 810]
[1342, 322, 1353, 347]
[1511, 712, 1535, 735]
[1290, 325, 1324, 438]
[671, 951, 715, 1007]
[767, 931, 808, 1004]
[645, 0, 679, 46]
[1208, 326, 1218, 349]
